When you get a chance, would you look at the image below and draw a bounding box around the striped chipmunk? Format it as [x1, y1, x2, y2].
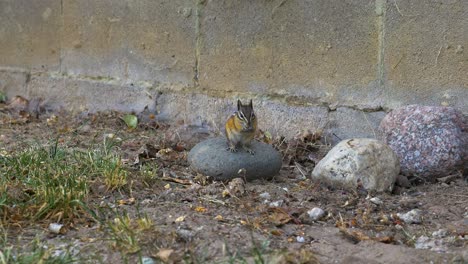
[225, 99, 258, 155]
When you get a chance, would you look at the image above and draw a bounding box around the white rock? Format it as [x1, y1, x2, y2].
[269, 200, 284, 207]
[296, 236, 305, 243]
[307, 207, 325, 221]
[432, 229, 448, 238]
[141, 257, 156, 264]
[259, 192, 271, 199]
[311, 138, 399, 192]
[415, 236, 448, 253]
[370, 197, 383, 205]
[397, 209, 422, 224]
[48, 223, 63, 234]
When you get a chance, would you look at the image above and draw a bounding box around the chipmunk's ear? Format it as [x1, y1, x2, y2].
[237, 99, 242, 110]
[249, 99, 253, 107]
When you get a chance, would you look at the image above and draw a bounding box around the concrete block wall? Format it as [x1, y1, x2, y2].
[0, 0, 466, 140]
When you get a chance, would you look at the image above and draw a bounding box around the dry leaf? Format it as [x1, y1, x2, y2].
[195, 206, 207, 213]
[155, 248, 174, 262]
[118, 197, 136, 206]
[175, 216, 185, 222]
[268, 208, 293, 226]
[214, 215, 223, 221]
[270, 229, 283, 236]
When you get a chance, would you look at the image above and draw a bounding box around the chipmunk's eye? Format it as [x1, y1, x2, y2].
[238, 112, 246, 121]
[251, 113, 256, 119]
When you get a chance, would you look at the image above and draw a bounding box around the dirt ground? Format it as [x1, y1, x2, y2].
[0, 101, 467, 263]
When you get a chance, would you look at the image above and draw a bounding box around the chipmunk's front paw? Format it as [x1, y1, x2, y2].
[244, 147, 255, 155]
[227, 146, 238, 153]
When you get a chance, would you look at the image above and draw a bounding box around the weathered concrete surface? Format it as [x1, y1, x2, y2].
[0, 0, 61, 71]
[61, 0, 196, 87]
[0, 70, 29, 99]
[383, 0, 468, 109]
[329, 108, 387, 144]
[26, 73, 156, 112]
[199, 0, 381, 109]
[0, 0, 467, 140]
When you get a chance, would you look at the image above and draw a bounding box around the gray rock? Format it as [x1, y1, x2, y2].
[188, 137, 282, 181]
[379, 105, 466, 181]
[311, 138, 400, 192]
[307, 207, 325, 221]
[397, 209, 423, 224]
[432, 229, 448, 238]
[369, 197, 383, 205]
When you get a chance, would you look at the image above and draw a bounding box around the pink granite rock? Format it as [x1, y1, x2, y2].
[379, 105, 466, 181]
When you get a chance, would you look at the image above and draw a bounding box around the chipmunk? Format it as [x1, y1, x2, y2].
[225, 99, 258, 155]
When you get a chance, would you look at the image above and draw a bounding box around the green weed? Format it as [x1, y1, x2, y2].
[0, 137, 129, 223]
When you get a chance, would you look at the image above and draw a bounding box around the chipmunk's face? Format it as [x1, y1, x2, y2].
[236, 99, 256, 132]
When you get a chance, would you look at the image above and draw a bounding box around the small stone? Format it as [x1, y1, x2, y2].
[259, 192, 271, 199]
[141, 257, 156, 264]
[188, 137, 282, 181]
[415, 236, 448, 253]
[176, 228, 194, 242]
[415, 236, 432, 250]
[395, 175, 411, 188]
[432, 229, 448, 238]
[48, 223, 64, 234]
[227, 178, 246, 196]
[311, 138, 399, 192]
[307, 207, 325, 221]
[397, 209, 423, 224]
[269, 200, 284, 207]
[369, 197, 383, 205]
[379, 105, 466, 181]
[296, 236, 305, 243]
[78, 124, 92, 134]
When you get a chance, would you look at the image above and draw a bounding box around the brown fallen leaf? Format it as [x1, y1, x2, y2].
[161, 176, 192, 185]
[268, 207, 293, 227]
[118, 197, 136, 206]
[194, 206, 207, 213]
[338, 226, 394, 244]
[154, 248, 174, 262]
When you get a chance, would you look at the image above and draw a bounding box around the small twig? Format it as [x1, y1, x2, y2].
[392, 55, 405, 69]
[199, 196, 227, 206]
[435, 45, 443, 66]
[436, 172, 462, 183]
[294, 162, 307, 179]
[437, 193, 468, 198]
[160, 176, 192, 185]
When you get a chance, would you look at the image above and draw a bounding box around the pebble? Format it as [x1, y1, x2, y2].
[141, 257, 156, 264]
[269, 200, 284, 207]
[307, 207, 325, 221]
[397, 209, 423, 224]
[48, 223, 64, 234]
[432, 229, 448, 238]
[296, 236, 305, 243]
[369, 197, 383, 205]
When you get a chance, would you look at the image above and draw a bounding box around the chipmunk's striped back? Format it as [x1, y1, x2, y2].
[225, 99, 257, 155]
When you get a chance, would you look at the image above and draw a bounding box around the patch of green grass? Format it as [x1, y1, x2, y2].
[139, 162, 159, 187]
[0, 137, 129, 223]
[104, 211, 154, 255]
[0, 231, 77, 264]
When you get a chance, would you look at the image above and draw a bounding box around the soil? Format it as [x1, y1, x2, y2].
[0, 104, 467, 264]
